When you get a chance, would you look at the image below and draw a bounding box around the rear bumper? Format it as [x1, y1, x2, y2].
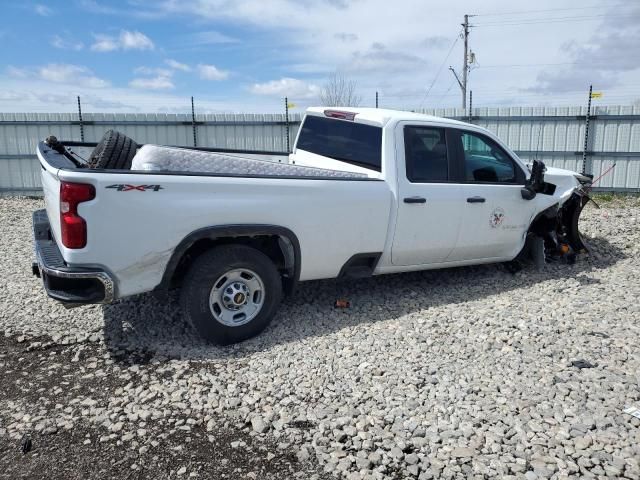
[32, 209, 115, 304]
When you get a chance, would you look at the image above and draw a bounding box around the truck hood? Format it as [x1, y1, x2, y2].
[539, 166, 585, 206]
[544, 165, 589, 182]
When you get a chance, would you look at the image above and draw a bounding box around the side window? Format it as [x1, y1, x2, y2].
[404, 126, 449, 183]
[460, 131, 522, 183]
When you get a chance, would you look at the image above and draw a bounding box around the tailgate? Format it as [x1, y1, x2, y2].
[37, 142, 64, 244]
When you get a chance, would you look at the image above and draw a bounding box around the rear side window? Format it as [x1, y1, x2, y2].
[404, 126, 449, 182]
[296, 115, 382, 171]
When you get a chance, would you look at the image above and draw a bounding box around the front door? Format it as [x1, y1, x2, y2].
[447, 129, 536, 261]
[391, 124, 463, 266]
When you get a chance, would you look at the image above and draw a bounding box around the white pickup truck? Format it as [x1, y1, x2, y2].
[32, 107, 592, 344]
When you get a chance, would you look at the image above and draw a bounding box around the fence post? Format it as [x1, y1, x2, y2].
[285, 97, 290, 153]
[582, 85, 592, 175]
[468, 90, 473, 123]
[191, 96, 197, 147]
[77, 96, 85, 142]
[375, 91, 379, 108]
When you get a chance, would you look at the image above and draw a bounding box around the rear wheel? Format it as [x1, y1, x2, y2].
[180, 245, 283, 345]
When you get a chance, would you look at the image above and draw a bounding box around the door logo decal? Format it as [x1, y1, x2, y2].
[490, 207, 505, 228]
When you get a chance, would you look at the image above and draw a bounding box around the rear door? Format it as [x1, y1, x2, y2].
[391, 124, 463, 266]
[447, 128, 536, 261]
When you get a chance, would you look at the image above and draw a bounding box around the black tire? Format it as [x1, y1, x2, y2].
[88, 130, 138, 170]
[180, 245, 283, 345]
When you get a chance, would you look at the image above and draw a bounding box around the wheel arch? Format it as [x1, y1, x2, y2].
[155, 225, 301, 296]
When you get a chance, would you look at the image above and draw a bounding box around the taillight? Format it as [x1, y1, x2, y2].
[60, 182, 95, 249]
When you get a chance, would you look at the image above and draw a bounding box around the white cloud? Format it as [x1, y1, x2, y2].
[78, 0, 119, 15]
[130, 76, 175, 90]
[250, 78, 320, 99]
[344, 43, 426, 73]
[39, 64, 84, 83]
[38, 64, 109, 88]
[120, 30, 154, 50]
[198, 64, 229, 81]
[78, 0, 167, 19]
[334, 32, 358, 42]
[131, 65, 174, 90]
[182, 31, 238, 45]
[91, 30, 154, 52]
[165, 59, 191, 72]
[6, 66, 29, 78]
[289, 63, 333, 74]
[135, 66, 173, 77]
[0, 91, 24, 102]
[34, 4, 53, 16]
[90, 34, 119, 52]
[39, 65, 107, 89]
[529, 6, 640, 95]
[51, 35, 84, 51]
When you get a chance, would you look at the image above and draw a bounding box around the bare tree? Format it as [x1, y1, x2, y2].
[319, 73, 362, 107]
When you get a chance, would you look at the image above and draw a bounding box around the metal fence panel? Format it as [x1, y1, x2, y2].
[1, 108, 639, 194]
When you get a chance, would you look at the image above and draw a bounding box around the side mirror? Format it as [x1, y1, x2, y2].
[521, 186, 536, 200]
[521, 160, 546, 200]
[529, 159, 546, 191]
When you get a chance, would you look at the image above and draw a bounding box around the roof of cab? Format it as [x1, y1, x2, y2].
[305, 106, 471, 128]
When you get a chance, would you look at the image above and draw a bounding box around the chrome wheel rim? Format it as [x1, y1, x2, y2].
[209, 269, 265, 327]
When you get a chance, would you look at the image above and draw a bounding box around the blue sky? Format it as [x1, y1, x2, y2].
[1, 0, 639, 113]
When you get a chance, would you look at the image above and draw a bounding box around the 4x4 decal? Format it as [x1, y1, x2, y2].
[106, 184, 163, 192]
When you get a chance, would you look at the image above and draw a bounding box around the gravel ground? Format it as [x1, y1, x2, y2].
[1, 196, 639, 480]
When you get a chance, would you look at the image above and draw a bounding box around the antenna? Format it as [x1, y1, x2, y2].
[534, 122, 543, 161]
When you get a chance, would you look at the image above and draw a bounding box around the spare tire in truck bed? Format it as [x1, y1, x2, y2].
[88, 130, 138, 169]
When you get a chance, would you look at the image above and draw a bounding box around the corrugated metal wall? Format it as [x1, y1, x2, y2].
[2, 106, 639, 194]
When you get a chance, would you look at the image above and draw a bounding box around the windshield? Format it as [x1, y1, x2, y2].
[296, 115, 382, 171]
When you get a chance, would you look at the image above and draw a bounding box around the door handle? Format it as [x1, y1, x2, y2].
[467, 196, 486, 203]
[404, 196, 426, 204]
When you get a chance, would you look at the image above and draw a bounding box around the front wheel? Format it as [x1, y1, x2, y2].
[181, 245, 283, 345]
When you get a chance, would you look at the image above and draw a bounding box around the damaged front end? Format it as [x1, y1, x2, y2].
[519, 160, 593, 266]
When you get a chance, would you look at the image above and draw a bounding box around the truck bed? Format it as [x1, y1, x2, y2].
[36, 140, 392, 298]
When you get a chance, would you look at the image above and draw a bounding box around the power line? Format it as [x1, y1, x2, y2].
[474, 62, 597, 69]
[435, 78, 459, 107]
[476, 4, 631, 17]
[418, 31, 461, 109]
[475, 13, 640, 27]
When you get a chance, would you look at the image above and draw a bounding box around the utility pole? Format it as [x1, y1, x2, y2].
[450, 15, 473, 111]
[462, 14, 470, 111]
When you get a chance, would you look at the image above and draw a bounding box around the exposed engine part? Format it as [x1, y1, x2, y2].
[522, 190, 590, 265]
